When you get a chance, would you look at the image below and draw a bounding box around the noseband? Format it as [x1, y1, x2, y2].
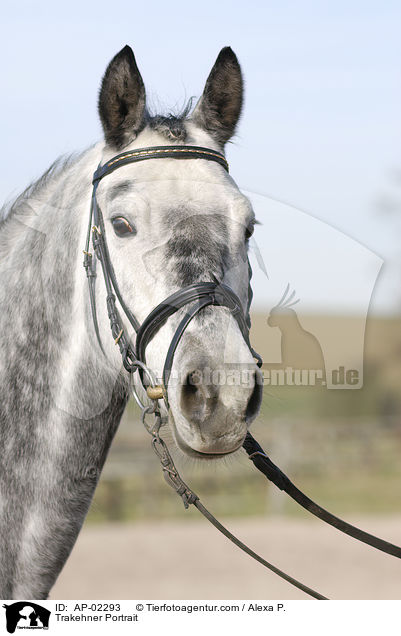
[83, 144, 262, 404]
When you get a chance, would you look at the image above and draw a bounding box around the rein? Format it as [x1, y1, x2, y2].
[84, 144, 401, 600]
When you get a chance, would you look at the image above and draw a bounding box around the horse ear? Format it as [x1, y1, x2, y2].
[98, 45, 146, 149]
[192, 47, 243, 146]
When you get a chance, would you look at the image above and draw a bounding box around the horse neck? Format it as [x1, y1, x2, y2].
[1, 144, 127, 423]
[0, 146, 132, 600]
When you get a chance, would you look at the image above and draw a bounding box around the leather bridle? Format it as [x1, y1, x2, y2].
[83, 144, 401, 600]
[83, 145, 261, 400]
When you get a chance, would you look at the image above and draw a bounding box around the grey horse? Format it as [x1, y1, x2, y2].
[0, 45, 262, 598]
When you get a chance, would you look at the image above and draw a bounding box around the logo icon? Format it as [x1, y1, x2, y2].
[2, 602, 50, 633]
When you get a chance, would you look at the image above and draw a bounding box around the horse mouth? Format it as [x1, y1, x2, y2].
[171, 418, 246, 459]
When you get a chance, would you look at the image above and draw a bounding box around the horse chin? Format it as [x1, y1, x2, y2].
[170, 414, 246, 459]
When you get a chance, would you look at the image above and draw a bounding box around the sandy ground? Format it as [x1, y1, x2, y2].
[51, 514, 401, 600]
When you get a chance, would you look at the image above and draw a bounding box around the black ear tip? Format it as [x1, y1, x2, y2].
[115, 44, 135, 61]
[218, 46, 239, 64]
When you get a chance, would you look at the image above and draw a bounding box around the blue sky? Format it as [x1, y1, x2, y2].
[1, 1, 400, 313]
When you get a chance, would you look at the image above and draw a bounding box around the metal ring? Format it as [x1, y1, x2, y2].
[131, 359, 158, 388]
[130, 375, 156, 413]
[141, 405, 155, 423]
[129, 362, 158, 413]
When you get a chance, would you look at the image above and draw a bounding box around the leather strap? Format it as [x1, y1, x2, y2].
[243, 432, 401, 559]
[135, 283, 249, 361]
[93, 145, 229, 183]
[83, 198, 106, 356]
[194, 500, 328, 600]
[162, 298, 211, 387]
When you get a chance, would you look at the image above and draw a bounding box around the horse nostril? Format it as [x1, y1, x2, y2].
[180, 370, 219, 424]
[245, 371, 263, 423]
[186, 370, 202, 391]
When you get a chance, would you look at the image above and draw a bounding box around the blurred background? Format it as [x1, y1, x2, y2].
[1, 0, 400, 599]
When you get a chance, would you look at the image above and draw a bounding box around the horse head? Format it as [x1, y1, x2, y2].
[94, 46, 263, 458]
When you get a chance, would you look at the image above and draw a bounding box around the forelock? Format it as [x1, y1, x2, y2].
[146, 99, 194, 142]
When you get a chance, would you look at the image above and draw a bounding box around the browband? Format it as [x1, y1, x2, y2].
[93, 145, 229, 183]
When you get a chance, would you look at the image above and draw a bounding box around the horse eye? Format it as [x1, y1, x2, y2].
[245, 223, 254, 241]
[111, 216, 135, 237]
